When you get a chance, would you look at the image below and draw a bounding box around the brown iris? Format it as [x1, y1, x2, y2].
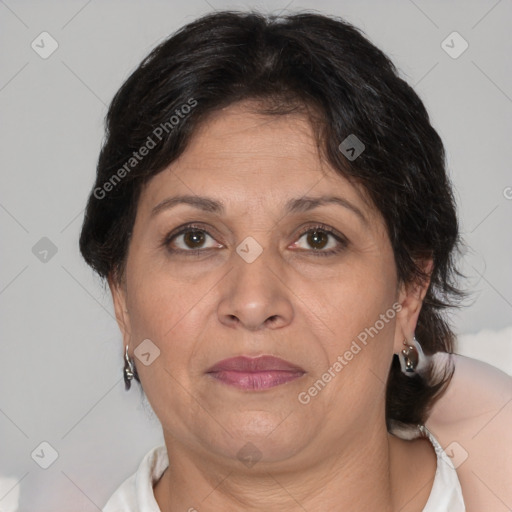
[183, 230, 206, 249]
[306, 230, 328, 250]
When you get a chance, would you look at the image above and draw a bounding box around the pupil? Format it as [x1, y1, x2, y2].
[308, 230, 327, 249]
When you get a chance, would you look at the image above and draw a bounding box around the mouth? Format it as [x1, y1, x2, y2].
[206, 355, 306, 391]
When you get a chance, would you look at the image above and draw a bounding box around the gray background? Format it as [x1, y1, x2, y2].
[1, 0, 511, 510]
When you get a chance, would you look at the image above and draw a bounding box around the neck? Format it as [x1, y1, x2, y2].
[153, 425, 434, 512]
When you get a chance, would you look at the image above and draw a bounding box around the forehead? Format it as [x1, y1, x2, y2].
[139, 101, 378, 219]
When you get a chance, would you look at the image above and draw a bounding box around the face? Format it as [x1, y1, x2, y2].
[110, 101, 421, 469]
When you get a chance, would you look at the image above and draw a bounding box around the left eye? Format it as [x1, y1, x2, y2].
[291, 226, 348, 256]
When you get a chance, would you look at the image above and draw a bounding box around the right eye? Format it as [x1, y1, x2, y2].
[162, 224, 223, 254]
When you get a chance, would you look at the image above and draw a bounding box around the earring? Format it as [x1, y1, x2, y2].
[399, 335, 425, 376]
[124, 345, 135, 390]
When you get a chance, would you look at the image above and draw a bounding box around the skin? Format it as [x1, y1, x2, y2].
[109, 100, 449, 511]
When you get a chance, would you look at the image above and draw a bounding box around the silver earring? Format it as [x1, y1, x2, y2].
[399, 335, 425, 376]
[124, 345, 135, 390]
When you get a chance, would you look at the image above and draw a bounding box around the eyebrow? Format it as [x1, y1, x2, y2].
[150, 194, 368, 225]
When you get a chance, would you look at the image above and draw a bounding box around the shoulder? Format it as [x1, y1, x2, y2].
[426, 354, 512, 512]
[428, 354, 512, 425]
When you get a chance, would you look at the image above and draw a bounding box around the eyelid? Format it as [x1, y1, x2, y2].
[161, 222, 349, 255]
[162, 222, 222, 251]
[292, 223, 349, 256]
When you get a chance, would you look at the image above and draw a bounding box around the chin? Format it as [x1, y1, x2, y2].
[203, 410, 309, 464]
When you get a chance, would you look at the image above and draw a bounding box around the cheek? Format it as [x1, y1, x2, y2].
[313, 258, 397, 334]
[307, 258, 398, 389]
[124, 265, 217, 378]
[302, 281, 397, 424]
[125, 256, 196, 337]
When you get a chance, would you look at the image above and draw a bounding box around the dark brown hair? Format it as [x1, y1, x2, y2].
[79, 9, 465, 429]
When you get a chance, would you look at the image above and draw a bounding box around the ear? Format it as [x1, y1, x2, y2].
[108, 273, 132, 348]
[393, 258, 433, 353]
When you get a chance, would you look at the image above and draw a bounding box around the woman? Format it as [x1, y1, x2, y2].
[79, 10, 511, 512]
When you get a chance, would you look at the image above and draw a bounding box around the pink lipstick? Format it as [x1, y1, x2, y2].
[206, 355, 305, 391]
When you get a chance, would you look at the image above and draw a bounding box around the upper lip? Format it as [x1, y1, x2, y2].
[206, 355, 305, 373]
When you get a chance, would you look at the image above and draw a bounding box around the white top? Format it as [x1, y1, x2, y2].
[102, 427, 465, 511]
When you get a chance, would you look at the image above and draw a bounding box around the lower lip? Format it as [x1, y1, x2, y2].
[207, 370, 305, 390]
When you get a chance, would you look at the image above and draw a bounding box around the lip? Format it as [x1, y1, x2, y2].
[206, 356, 306, 391]
[207, 355, 305, 373]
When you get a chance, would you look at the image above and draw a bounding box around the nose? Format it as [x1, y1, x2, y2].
[217, 247, 294, 332]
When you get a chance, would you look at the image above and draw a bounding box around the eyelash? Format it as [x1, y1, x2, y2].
[161, 223, 349, 258]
